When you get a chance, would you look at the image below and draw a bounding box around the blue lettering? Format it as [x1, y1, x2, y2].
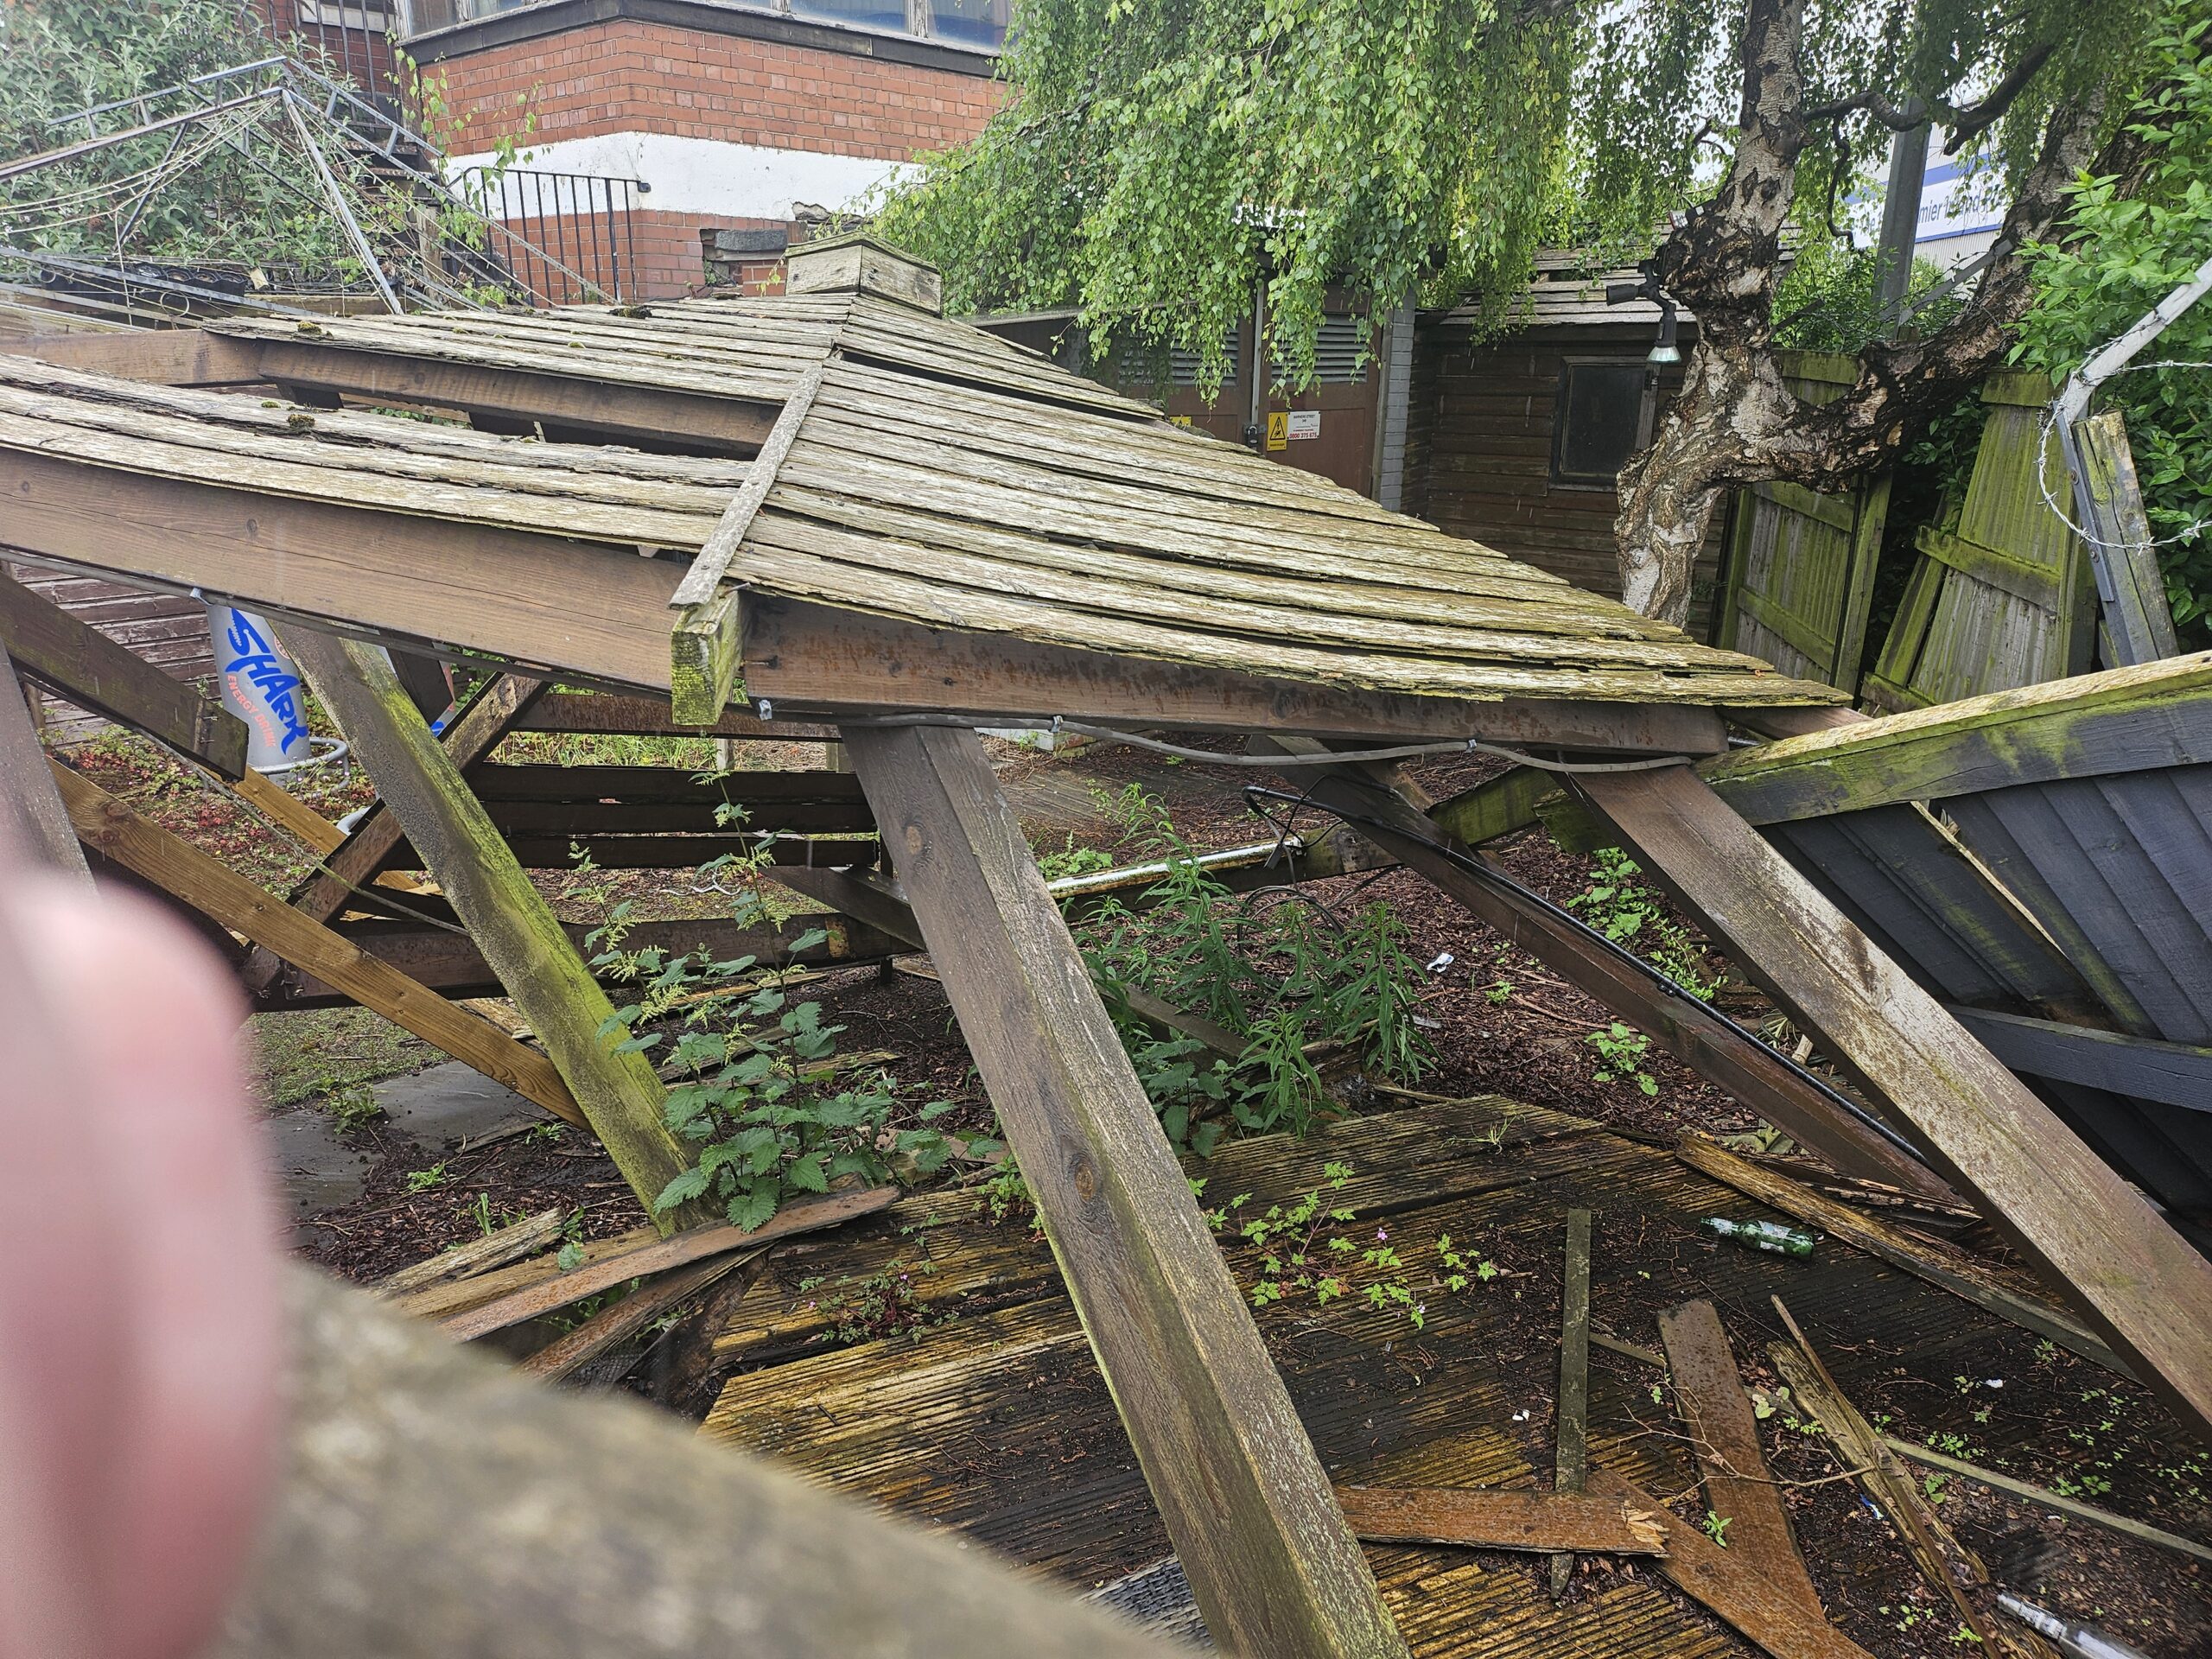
[222, 613, 310, 751]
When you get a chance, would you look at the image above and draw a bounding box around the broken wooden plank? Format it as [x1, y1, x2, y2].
[841, 720, 1408, 1659]
[1658, 1299, 1821, 1610]
[1675, 1135, 2127, 1376]
[1551, 1206, 1593, 1597]
[0, 564, 246, 778]
[1271, 753, 1948, 1198]
[1880, 1438, 2212, 1567]
[1333, 1486, 1664, 1554]
[2072, 410, 2180, 667]
[1766, 1305, 2001, 1654]
[517, 1252, 750, 1382]
[1587, 1469, 1872, 1659]
[50, 758, 586, 1126]
[286, 631, 705, 1232]
[0, 643, 87, 877]
[441, 1186, 896, 1342]
[1579, 764, 2212, 1438]
[376, 1208, 566, 1297]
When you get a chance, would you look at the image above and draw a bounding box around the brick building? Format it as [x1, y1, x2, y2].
[397, 0, 1007, 298]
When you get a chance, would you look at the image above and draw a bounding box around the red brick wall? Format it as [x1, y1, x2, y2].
[429, 21, 1001, 160]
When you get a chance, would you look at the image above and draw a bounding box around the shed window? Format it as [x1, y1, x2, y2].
[1552, 360, 1648, 486]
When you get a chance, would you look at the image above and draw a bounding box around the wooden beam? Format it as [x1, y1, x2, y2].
[1579, 764, 2212, 1436]
[512, 692, 834, 741]
[0, 449, 677, 690]
[2072, 410, 2179, 667]
[0, 566, 247, 777]
[0, 328, 265, 385]
[1427, 766, 1559, 849]
[242, 672, 544, 995]
[283, 631, 709, 1231]
[1674, 1134, 2126, 1376]
[1273, 758, 1948, 1198]
[1549, 1206, 1592, 1598]
[50, 759, 585, 1124]
[1332, 1488, 1662, 1554]
[1950, 1006, 2212, 1113]
[0, 644, 87, 877]
[1702, 652, 2212, 825]
[840, 721, 1408, 1659]
[516, 1254, 746, 1382]
[1657, 1300, 1820, 1611]
[746, 595, 1732, 753]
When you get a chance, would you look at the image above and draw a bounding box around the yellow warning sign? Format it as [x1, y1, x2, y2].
[1265, 410, 1288, 451]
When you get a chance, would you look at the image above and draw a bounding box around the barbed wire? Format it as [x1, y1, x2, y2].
[2035, 358, 2212, 550]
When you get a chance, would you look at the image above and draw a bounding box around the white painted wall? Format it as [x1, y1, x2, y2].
[447, 130, 915, 221]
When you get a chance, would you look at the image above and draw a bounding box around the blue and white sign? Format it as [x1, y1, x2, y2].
[207, 604, 314, 771]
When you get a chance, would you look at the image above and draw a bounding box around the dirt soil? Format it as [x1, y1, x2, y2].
[60, 716, 2210, 1657]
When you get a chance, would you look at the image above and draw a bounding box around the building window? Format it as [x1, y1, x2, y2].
[1551, 359, 1649, 486]
[400, 0, 1008, 48]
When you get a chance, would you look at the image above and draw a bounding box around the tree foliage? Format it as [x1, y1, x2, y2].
[2013, 3, 2212, 644]
[876, 0, 2158, 393]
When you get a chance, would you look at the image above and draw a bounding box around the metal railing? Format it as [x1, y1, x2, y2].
[264, 0, 405, 114]
[450, 167, 646, 304]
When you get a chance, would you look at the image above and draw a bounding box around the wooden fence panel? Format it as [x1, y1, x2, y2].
[1716, 353, 1891, 694]
[1864, 373, 2095, 711]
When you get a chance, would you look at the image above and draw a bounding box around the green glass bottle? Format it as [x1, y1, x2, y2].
[1700, 1216, 1817, 1257]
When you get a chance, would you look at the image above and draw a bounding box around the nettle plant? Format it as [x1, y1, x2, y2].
[1071, 794, 1432, 1154]
[1569, 847, 1720, 1000]
[588, 797, 963, 1230]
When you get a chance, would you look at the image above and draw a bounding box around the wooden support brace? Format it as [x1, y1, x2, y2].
[283, 630, 709, 1232]
[1266, 750, 1948, 1199]
[0, 643, 88, 878]
[1577, 764, 2212, 1438]
[49, 760, 583, 1124]
[840, 721, 1407, 1659]
[0, 565, 247, 778]
[1549, 1207, 1592, 1597]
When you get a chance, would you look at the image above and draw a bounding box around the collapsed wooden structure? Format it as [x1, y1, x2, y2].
[2, 232, 2209, 1657]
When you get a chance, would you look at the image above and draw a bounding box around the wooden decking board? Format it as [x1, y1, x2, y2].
[702, 1097, 2190, 1656]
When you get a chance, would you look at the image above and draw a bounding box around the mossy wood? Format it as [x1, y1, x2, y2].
[1332, 1488, 1662, 1554]
[1715, 353, 1893, 696]
[0, 644, 87, 876]
[1548, 1206, 1592, 1598]
[2071, 408, 2180, 666]
[1579, 765, 2212, 1437]
[0, 565, 246, 778]
[283, 630, 709, 1231]
[841, 721, 1409, 1659]
[49, 759, 584, 1124]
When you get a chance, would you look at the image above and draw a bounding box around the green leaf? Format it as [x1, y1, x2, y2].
[728, 1183, 780, 1231]
[786, 1151, 830, 1192]
[655, 1166, 711, 1211]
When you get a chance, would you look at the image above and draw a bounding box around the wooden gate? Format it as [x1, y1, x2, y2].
[1714, 352, 1892, 694]
[1862, 372, 2094, 711]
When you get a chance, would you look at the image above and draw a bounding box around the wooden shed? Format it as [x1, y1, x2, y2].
[2, 232, 2207, 1659]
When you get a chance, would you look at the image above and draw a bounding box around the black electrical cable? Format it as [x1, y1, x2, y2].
[1239, 780, 1933, 1170]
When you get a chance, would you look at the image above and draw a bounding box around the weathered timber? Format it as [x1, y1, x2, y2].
[1673, 1135, 2125, 1374]
[1586, 1469, 1874, 1659]
[243, 672, 543, 996]
[211, 1268, 1179, 1659]
[840, 721, 1408, 1659]
[1766, 1316, 2000, 1654]
[1879, 1439, 2212, 1566]
[1550, 1207, 1592, 1598]
[1, 327, 266, 385]
[0, 644, 87, 875]
[517, 1253, 748, 1382]
[283, 632, 705, 1230]
[1702, 651, 2212, 824]
[388, 1225, 658, 1325]
[441, 1188, 895, 1342]
[1264, 752, 1946, 1198]
[671, 354, 830, 723]
[0, 565, 247, 777]
[1949, 1006, 2212, 1113]
[512, 692, 835, 741]
[1332, 1487, 1663, 1554]
[1427, 766, 1560, 849]
[746, 597, 1735, 750]
[261, 913, 906, 1006]
[1578, 764, 2212, 1435]
[377, 1208, 565, 1295]
[1657, 1300, 1820, 1611]
[50, 760, 584, 1123]
[2071, 410, 2179, 667]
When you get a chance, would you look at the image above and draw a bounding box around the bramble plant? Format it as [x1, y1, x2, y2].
[589, 792, 964, 1231]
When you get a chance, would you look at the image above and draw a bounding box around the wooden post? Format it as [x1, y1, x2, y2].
[1548, 1207, 1591, 1598]
[841, 721, 1408, 1659]
[283, 631, 709, 1232]
[0, 644, 87, 878]
[1577, 764, 2212, 1438]
[2073, 409, 2180, 666]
